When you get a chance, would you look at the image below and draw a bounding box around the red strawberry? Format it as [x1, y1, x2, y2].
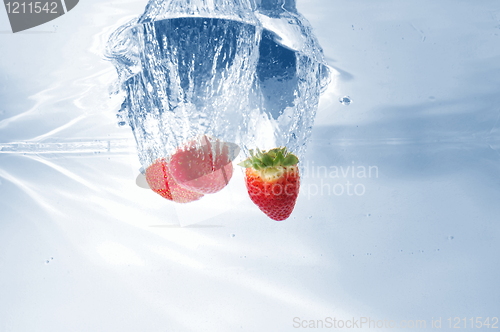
[145, 158, 204, 203]
[169, 135, 235, 194]
[239, 147, 300, 221]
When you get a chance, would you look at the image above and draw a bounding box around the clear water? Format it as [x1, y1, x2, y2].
[108, 17, 260, 168]
[106, 0, 329, 169]
[244, 4, 330, 160]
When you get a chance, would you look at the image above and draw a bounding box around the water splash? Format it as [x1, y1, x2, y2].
[107, 10, 261, 168]
[243, 1, 330, 160]
[106, 0, 329, 171]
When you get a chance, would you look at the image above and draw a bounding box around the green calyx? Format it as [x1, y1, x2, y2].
[238, 147, 299, 170]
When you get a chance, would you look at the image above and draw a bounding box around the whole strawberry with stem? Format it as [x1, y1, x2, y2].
[238, 147, 300, 221]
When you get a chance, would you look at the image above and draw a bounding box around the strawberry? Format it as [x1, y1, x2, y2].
[169, 135, 235, 194]
[238, 147, 300, 221]
[145, 158, 204, 203]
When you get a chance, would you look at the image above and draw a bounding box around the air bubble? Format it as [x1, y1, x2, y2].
[339, 96, 352, 105]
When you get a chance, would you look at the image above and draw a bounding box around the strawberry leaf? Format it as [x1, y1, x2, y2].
[274, 150, 285, 166]
[262, 153, 273, 166]
[252, 160, 264, 170]
[238, 159, 253, 168]
[243, 146, 299, 169]
[283, 154, 299, 166]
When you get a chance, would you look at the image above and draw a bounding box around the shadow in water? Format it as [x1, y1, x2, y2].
[309, 91, 500, 182]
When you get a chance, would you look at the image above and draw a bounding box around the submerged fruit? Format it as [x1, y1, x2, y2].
[169, 135, 234, 194]
[145, 158, 204, 203]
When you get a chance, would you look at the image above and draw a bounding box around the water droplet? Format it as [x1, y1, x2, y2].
[367, 213, 371, 217]
[45, 260, 50, 264]
[118, 121, 127, 127]
[51, 257, 54, 260]
[308, 216, 312, 219]
[339, 96, 352, 105]
[447, 235, 454, 240]
[231, 234, 236, 238]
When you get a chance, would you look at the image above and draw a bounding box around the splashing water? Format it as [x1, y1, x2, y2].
[244, 1, 330, 161]
[106, 0, 261, 169]
[106, 0, 329, 171]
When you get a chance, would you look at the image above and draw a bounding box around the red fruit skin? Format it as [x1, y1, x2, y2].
[244, 166, 300, 221]
[145, 159, 204, 203]
[177, 163, 233, 194]
[169, 136, 233, 194]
